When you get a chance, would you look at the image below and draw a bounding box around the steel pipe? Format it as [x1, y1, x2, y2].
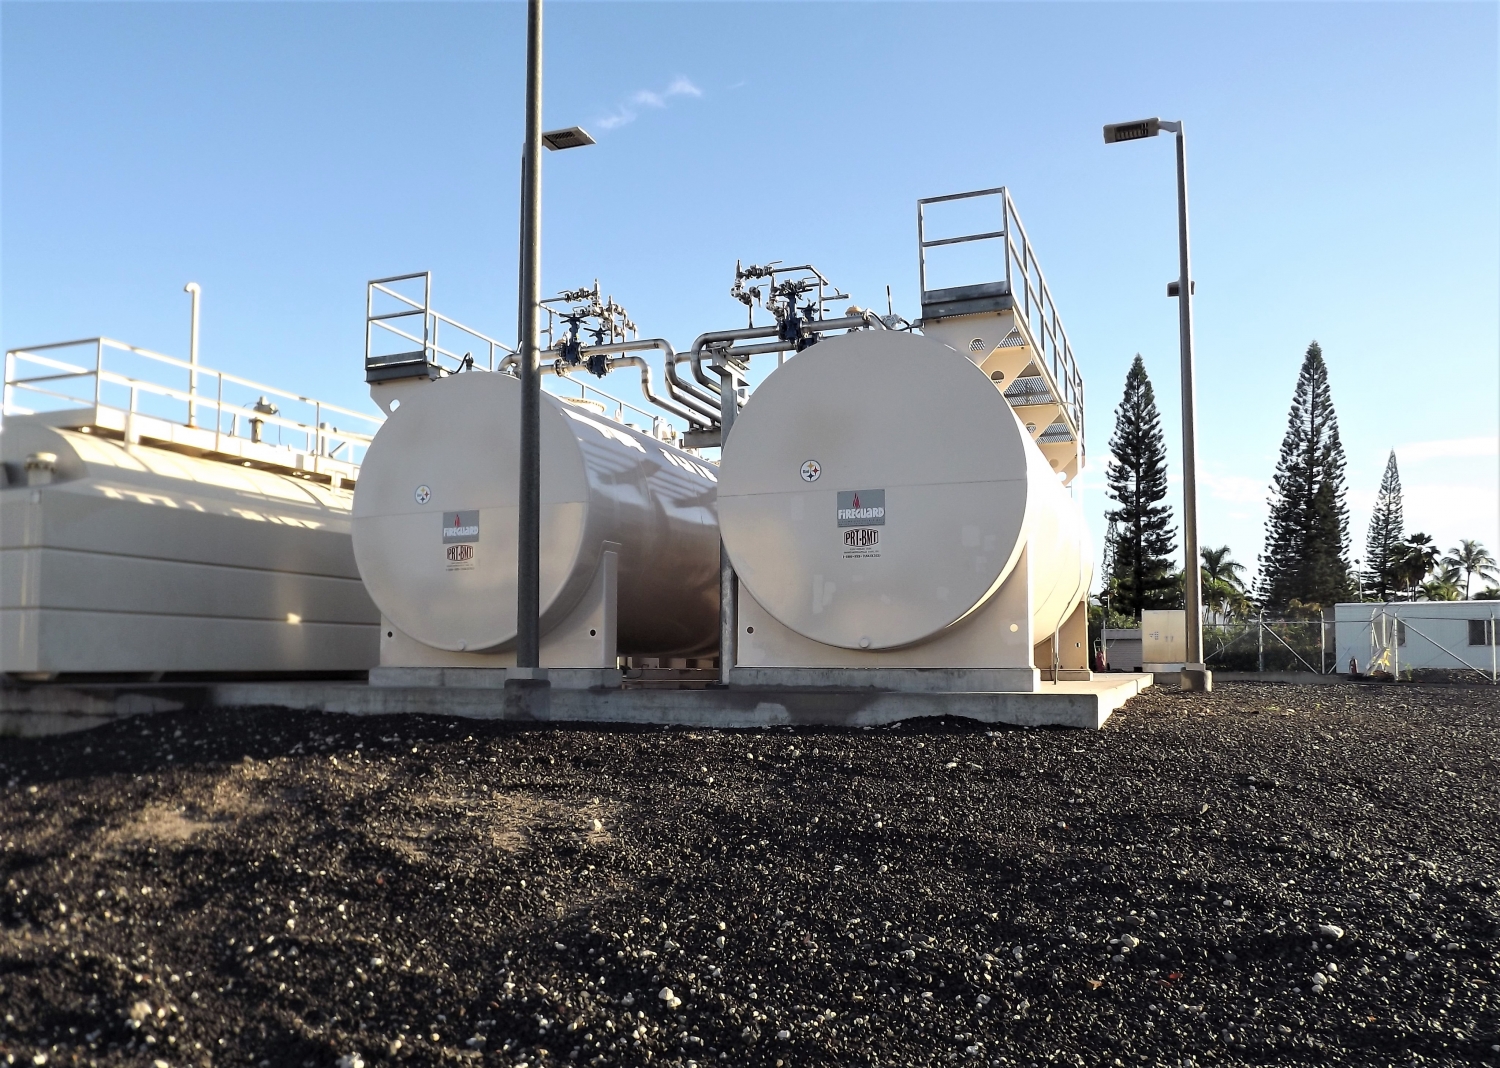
[686, 313, 884, 403]
[689, 325, 780, 396]
[602, 354, 705, 426]
[579, 339, 719, 422]
[665, 352, 722, 412]
[562, 338, 718, 423]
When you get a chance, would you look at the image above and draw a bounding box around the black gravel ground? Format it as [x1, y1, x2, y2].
[1, 682, 1497, 1068]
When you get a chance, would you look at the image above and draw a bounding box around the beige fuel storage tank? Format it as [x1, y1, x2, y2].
[1, 418, 379, 676]
[717, 329, 1091, 681]
[351, 371, 720, 665]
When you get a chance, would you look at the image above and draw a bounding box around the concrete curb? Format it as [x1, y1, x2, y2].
[2, 675, 1156, 733]
[214, 677, 1155, 730]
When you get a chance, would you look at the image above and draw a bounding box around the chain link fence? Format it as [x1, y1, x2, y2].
[1204, 619, 1332, 673]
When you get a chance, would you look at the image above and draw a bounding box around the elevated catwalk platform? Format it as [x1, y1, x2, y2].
[1, 673, 1153, 736]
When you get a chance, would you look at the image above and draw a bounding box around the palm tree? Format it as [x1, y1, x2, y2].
[1420, 564, 1463, 602]
[1442, 539, 1499, 599]
[1200, 545, 1250, 622]
[1388, 533, 1440, 600]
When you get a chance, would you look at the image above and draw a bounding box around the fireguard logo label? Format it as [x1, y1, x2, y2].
[442, 510, 480, 571]
[442, 511, 480, 543]
[836, 490, 885, 527]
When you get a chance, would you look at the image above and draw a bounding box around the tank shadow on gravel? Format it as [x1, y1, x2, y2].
[1, 683, 1497, 1068]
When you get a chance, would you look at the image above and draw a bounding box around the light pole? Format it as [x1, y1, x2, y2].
[506, 0, 595, 716]
[1103, 116, 1210, 692]
[183, 282, 201, 427]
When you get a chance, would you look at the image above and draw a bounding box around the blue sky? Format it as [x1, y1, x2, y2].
[4, 1, 1497, 588]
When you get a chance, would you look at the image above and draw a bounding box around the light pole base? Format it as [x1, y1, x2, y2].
[1178, 665, 1213, 693]
[503, 676, 552, 719]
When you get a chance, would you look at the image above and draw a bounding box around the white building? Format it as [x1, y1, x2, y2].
[1335, 601, 1499, 678]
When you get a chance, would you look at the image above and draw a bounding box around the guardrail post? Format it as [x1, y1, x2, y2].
[422, 274, 432, 364]
[1491, 610, 1497, 682]
[94, 340, 104, 408]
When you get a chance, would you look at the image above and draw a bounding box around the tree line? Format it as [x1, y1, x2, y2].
[1099, 344, 1498, 624]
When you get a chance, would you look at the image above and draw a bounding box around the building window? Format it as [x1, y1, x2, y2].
[1469, 619, 1496, 646]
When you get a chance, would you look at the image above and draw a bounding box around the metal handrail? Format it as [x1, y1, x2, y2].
[8, 337, 379, 423]
[916, 187, 1085, 458]
[3, 338, 381, 467]
[366, 272, 711, 437]
[366, 272, 516, 374]
[1000, 189, 1085, 447]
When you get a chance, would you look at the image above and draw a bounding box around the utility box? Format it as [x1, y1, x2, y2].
[1102, 628, 1143, 671]
[1141, 609, 1185, 669]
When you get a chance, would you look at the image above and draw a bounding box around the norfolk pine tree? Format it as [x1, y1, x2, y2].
[1259, 342, 1353, 612]
[1364, 450, 1404, 600]
[1104, 355, 1179, 616]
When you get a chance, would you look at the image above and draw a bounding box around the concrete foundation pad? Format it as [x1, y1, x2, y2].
[369, 666, 623, 690]
[218, 673, 1154, 729]
[728, 667, 1040, 692]
[3, 674, 1155, 733]
[0, 688, 186, 736]
[1211, 671, 1349, 685]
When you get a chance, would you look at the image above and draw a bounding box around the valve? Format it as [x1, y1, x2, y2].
[585, 326, 610, 378]
[795, 301, 821, 351]
[541, 282, 635, 379]
[558, 316, 584, 367]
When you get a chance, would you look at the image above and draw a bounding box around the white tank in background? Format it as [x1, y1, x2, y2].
[0, 419, 379, 676]
[717, 328, 1092, 688]
[351, 371, 720, 673]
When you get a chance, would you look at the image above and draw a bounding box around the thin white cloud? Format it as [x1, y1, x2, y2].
[1399, 481, 1499, 546]
[596, 76, 702, 131]
[1392, 435, 1499, 464]
[1201, 471, 1266, 505]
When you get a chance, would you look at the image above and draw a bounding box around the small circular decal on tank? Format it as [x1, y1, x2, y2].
[413, 484, 432, 505]
[799, 460, 821, 482]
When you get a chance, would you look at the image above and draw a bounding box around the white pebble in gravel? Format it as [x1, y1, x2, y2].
[1318, 924, 1345, 940]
